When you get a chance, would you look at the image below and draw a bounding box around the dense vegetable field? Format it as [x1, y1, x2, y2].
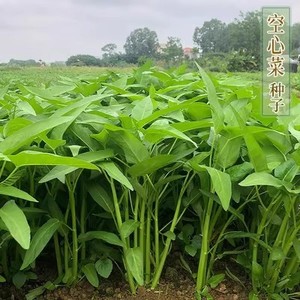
[0, 64, 299, 300]
[0, 66, 132, 87]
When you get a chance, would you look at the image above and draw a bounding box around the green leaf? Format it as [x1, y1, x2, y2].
[286, 271, 300, 290]
[3, 118, 33, 137]
[99, 162, 133, 190]
[293, 239, 300, 260]
[87, 182, 114, 214]
[171, 120, 213, 132]
[95, 258, 113, 279]
[8, 151, 98, 170]
[184, 102, 211, 121]
[144, 124, 197, 147]
[239, 172, 282, 188]
[82, 263, 99, 288]
[195, 63, 223, 132]
[0, 275, 6, 282]
[207, 273, 225, 288]
[270, 247, 285, 261]
[201, 166, 232, 211]
[137, 97, 200, 128]
[70, 123, 99, 151]
[185, 245, 197, 257]
[274, 159, 298, 182]
[131, 96, 153, 121]
[215, 136, 242, 169]
[0, 116, 73, 155]
[76, 149, 115, 162]
[39, 166, 77, 184]
[128, 155, 176, 177]
[12, 272, 27, 289]
[40, 133, 66, 150]
[227, 162, 253, 182]
[163, 231, 176, 241]
[52, 93, 111, 119]
[78, 231, 124, 247]
[271, 294, 284, 300]
[249, 291, 260, 300]
[21, 219, 61, 270]
[0, 200, 30, 249]
[0, 185, 37, 202]
[0, 85, 8, 99]
[179, 224, 194, 242]
[224, 232, 271, 251]
[252, 261, 263, 282]
[50, 93, 113, 140]
[105, 128, 149, 164]
[0, 168, 25, 186]
[23, 85, 75, 98]
[125, 247, 144, 286]
[120, 220, 140, 239]
[38, 150, 113, 183]
[244, 134, 268, 172]
[17, 101, 36, 116]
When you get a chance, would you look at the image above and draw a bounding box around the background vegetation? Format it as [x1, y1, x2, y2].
[1, 10, 300, 72]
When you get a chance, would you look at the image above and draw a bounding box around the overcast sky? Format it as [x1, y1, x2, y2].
[0, 0, 299, 63]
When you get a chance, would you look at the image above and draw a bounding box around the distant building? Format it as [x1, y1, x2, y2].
[183, 47, 198, 59]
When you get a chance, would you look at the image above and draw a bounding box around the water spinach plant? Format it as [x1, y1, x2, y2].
[0, 64, 299, 299]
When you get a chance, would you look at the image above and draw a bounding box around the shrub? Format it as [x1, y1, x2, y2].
[227, 52, 260, 72]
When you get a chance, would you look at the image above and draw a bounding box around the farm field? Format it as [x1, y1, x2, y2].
[1, 66, 300, 93]
[0, 65, 300, 300]
[0, 66, 133, 87]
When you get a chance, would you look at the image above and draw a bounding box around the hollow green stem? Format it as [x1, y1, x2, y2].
[133, 194, 140, 248]
[266, 195, 295, 278]
[145, 207, 151, 285]
[80, 181, 87, 261]
[251, 191, 281, 292]
[269, 224, 300, 293]
[63, 203, 70, 279]
[151, 174, 191, 289]
[53, 232, 63, 278]
[283, 255, 298, 278]
[196, 197, 214, 295]
[154, 194, 160, 267]
[208, 199, 250, 275]
[139, 195, 146, 257]
[110, 179, 136, 294]
[68, 186, 78, 282]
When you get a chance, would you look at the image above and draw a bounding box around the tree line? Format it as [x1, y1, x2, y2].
[3, 10, 300, 72]
[66, 29, 185, 68]
[65, 10, 300, 71]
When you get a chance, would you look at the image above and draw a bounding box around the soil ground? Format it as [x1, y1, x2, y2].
[0, 255, 250, 300]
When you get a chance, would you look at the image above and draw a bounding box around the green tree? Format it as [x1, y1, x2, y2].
[124, 27, 159, 63]
[162, 37, 183, 64]
[66, 55, 101, 66]
[235, 11, 261, 58]
[8, 59, 39, 67]
[223, 22, 241, 52]
[291, 23, 300, 51]
[101, 43, 121, 66]
[193, 19, 226, 53]
[101, 43, 117, 57]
